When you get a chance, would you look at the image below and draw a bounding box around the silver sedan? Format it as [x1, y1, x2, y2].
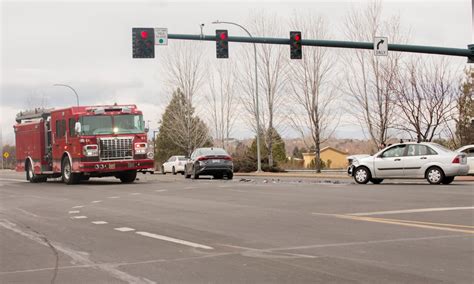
[348, 142, 469, 184]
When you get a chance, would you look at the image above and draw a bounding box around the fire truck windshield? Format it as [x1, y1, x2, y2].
[79, 114, 144, 135]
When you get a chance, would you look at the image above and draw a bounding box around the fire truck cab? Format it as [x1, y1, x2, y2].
[14, 105, 154, 184]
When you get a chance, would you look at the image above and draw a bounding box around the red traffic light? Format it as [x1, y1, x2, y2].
[141, 31, 148, 39]
[219, 33, 227, 40]
[294, 34, 301, 41]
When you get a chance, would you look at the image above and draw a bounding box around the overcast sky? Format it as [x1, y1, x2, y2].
[0, 0, 472, 145]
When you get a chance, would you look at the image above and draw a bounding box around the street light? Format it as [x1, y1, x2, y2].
[212, 20, 262, 172]
[53, 84, 79, 106]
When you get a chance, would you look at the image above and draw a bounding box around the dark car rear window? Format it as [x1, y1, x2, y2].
[200, 148, 228, 155]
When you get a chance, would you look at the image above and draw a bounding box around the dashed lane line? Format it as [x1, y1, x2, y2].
[135, 231, 214, 250]
[114, 227, 135, 232]
[71, 205, 84, 209]
[91, 221, 108, 225]
[71, 216, 88, 219]
[91, 200, 102, 203]
[130, 193, 141, 195]
[68, 211, 80, 214]
[107, 196, 120, 199]
[155, 189, 167, 192]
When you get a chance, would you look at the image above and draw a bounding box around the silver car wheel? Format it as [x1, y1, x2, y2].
[427, 168, 442, 184]
[355, 168, 368, 183]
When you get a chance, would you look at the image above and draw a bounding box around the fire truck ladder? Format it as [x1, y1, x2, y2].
[15, 108, 53, 123]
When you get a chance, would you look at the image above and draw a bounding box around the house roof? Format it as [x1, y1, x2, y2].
[321, 146, 349, 155]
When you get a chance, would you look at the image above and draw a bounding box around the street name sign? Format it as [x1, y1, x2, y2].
[155, 28, 168, 45]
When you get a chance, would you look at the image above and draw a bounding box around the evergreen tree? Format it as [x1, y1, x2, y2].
[155, 88, 212, 163]
[456, 69, 474, 145]
[248, 127, 286, 168]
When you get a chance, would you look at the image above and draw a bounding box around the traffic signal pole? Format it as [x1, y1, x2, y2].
[168, 33, 474, 61]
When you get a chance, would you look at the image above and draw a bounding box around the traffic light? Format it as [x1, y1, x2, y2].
[216, 30, 228, 58]
[132, 28, 155, 58]
[290, 31, 302, 59]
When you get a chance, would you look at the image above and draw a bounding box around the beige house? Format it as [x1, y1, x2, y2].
[302, 147, 349, 169]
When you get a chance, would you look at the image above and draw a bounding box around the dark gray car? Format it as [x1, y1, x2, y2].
[184, 148, 233, 180]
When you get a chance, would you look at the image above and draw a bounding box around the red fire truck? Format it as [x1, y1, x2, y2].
[14, 105, 155, 184]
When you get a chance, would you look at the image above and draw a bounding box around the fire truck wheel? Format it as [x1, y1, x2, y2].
[62, 158, 79, 185]
[119, 170, 137, 183]
[26, 160, 47, 183]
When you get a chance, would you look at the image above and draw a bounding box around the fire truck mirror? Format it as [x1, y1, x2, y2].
[74, 122, 82, 134]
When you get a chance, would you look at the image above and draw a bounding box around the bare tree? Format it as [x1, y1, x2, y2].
[206, 62, 238, 150]
[239, 13, 288, 167]
[341, 1, 405, 148]
[288, 15, 339, 172]
[161, 41, 209, 155]
[394, 57, 459, 142]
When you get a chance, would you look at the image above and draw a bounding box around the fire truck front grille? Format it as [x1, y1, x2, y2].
[99, 137, 133, 161]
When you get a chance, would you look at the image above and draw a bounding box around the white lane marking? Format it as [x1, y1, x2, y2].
[92, 221, 108, 225]
[71, 216, 88, 219]
[0, 178, 28, 183]
[72, 206, 84, 209]
[15, 208, 41, 218]
[135, 231, 213, 250]
[91, 200, 102, 203]
[155, 189, 167, 192]
[349, 206, 474, 216]
[0, 219, 156, 284]
[130, 193, 141, 195]
[114, 227, 135, 232]
[108, 196, 120, 199]
[68, 211, 80, 214]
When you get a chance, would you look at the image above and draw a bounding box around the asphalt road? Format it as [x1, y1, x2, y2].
[1, 170, 473, 284]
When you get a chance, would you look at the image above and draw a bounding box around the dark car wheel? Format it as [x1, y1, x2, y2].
[227, 172, 233, 180]
[441, 176, 454, 185]
[161, 166, 166, 175]
[426, 167, 444, 185]
[191, 165, 199, 180]
[172, 166, 177, 175]
[354, 167, 371, 184]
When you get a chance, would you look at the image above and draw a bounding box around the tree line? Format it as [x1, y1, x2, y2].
[154, 1, 473, 172]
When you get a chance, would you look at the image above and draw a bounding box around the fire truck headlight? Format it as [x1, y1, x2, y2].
[134, 143, 147, 155]
[83, 145, 99, 156]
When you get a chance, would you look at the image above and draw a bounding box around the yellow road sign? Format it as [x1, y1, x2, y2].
[3, 152, 9, 159]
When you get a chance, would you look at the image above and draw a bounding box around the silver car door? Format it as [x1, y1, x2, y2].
[403, 145, 427, 178]
[374, 145, 406, 178]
